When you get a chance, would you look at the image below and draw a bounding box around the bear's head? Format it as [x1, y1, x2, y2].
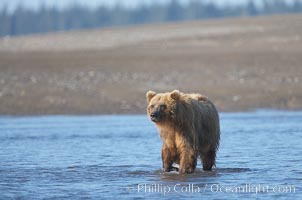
[146, 90, 181, 123]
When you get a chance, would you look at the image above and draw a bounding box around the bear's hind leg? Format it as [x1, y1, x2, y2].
[201, 149, 216, 171]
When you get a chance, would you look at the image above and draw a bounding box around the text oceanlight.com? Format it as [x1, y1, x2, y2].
[129, 183, 296, 195]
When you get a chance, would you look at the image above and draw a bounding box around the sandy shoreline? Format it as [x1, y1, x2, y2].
[0, 14, 301, 115]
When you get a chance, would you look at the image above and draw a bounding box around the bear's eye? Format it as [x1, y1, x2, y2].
[160, 104, 167, 110]
[150, 104, 155, 109]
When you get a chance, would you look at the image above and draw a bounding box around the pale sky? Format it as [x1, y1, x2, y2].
[0, 0, 269, 11]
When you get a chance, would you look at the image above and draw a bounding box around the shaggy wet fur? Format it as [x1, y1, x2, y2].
[146, 90, 220, 174]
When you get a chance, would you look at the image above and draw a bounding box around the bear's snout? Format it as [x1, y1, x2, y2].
[150, 111, 161, 122]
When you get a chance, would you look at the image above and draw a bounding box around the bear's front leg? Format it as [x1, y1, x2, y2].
[161, 144, 174, 172]
[179, 150, 197, 174]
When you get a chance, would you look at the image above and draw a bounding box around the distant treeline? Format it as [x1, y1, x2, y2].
[1, 0, 302, 36]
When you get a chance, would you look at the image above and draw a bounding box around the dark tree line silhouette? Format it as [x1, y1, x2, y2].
[0, 0, 302, 36]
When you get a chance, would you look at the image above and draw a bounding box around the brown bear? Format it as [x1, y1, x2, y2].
[146, 90, 220, 174]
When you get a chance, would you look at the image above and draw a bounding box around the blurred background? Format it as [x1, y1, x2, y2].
[0, 0, 301, 114]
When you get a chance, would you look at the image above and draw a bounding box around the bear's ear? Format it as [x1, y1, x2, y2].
[170, 90, 180, 100]
[146, 90, 156, 103]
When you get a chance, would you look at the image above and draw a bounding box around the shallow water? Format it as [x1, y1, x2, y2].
[0, 110, 301, 199]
